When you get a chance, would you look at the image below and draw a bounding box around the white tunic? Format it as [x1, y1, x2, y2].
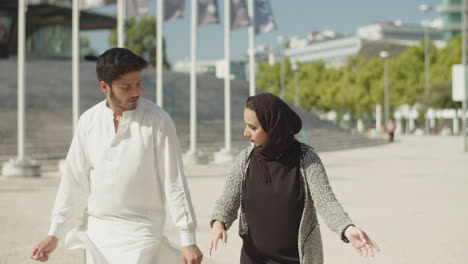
[47, 98, 196, 263]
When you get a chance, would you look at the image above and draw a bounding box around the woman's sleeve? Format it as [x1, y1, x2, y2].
[305, 150, 353, 236]
[210, 150, 246, 230]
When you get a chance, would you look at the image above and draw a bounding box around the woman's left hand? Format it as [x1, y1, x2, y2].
[344, 226, 380, 257]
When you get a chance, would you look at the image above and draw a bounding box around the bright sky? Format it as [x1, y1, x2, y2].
[82, 0, 442, 65]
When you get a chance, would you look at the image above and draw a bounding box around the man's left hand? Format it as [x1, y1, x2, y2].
[181, 245, 203, 264]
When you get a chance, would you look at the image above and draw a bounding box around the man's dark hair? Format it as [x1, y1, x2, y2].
[96, 48, 148, 85]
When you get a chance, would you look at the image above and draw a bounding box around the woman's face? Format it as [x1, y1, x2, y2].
[243, 108, 267, 147]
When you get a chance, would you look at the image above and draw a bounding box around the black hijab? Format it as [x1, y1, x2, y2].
[247, 93, 302, 182]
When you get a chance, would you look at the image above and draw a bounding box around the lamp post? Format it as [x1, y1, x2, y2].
[380, 51, 390, 128]
[277, 36, 288, 99]
[463, 0, 468, 152]
[291, 59, 299, 106]
[420, 4, 432, 135]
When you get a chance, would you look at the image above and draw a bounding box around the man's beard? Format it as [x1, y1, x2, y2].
[109, 88, 137, 110]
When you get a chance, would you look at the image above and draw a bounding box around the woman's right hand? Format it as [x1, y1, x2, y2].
[207, 220, 227, 257]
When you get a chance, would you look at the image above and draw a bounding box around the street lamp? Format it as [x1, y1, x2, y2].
[463, 0, 468, 152]
[277, 36, 288, 99]
[380, 51, 390, 128]
[291, 58, 299, 106]
[419, 4, 433, 135]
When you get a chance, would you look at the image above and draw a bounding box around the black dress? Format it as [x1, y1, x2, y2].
[240, 145, 305, 264]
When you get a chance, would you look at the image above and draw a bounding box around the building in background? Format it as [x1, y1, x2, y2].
[256, 20, 445, 68]
[437, 0, 462, 39]
[0, 0, 115, 59]
[357, 20, 444, 46]
[173, 59, 247, 81]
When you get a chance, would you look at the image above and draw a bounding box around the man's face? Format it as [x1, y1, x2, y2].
[101, 71, 142, 111]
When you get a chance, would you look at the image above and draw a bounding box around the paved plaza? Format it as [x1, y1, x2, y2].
[1, 135, 467, 264]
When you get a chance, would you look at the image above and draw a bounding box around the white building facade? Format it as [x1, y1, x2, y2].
[259, 21, 445, 68]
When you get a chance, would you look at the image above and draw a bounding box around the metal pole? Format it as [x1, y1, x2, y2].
[248, 0, 255, 96]
[224, 0, 232, 152]
[280, 46, 285, 99]
[156, 0, 164, 106]
[17, 0, 26, 161]
[376, 104, 382, 132]
[424, 26, 431, 135]
[189, 0, 197, 154]
[384, 59, 389, 127]
[294, 68, 299, 106]
[463, 0, 468, 152]
[72, 0, 80, 133]
[424, 27, 430, 99]
[117, 0, 125, 47]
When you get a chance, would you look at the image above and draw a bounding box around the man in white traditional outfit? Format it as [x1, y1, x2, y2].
[31, 48, 203, 264]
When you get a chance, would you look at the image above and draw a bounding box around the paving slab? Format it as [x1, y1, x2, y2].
[1, 135, 467, 264]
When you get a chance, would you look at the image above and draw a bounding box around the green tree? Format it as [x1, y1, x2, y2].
[431, 35, 462, 83]
[109, 16, 170, 69]
[389, 43, 425, 106]
[425, 81, 461, 109]
[351, 57, 384, 125]
[256, 58, 293, 95]
[319, 67, 348, 124]
[429, 35, 466, 110]
[256, 35, 467, 129]
[293, 60, 327, 112]
[256, 61, 281, 94]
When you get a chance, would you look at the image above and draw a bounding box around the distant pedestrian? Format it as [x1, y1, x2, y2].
[386, 119, 397, 142]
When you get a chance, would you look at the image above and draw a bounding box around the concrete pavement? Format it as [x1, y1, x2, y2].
[1, 135, 467, 264]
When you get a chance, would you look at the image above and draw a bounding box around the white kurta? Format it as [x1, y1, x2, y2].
[48, 98, 196, 263]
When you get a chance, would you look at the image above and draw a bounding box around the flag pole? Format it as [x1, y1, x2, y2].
[214, 0, 234, 163]
[183, 0, 200, 164]
[156, 0, 164, 106]
[248, 0, 255, 96]
[72, 0, 80, 132]
[1, 0, 40, 176]
[224, 0, 232, 154]
[117, 0, 125, 47]
[18, 0, 26, 163]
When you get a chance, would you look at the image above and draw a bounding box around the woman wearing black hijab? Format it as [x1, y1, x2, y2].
[207, 93, 379, 264]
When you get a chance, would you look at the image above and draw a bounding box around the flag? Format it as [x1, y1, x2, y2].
[254, 0, 276, 34]
[230, 0, 250, 31]
[80, 0, 116, 10]
[164, 0, 186, 21]
[126, 0, 148, 18]
[198, 0, 219, 26]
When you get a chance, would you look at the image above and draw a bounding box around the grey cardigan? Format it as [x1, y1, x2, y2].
[211, 144, 353, 264]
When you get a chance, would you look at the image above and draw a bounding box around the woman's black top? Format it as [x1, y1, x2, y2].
[240, 145, 305, 264]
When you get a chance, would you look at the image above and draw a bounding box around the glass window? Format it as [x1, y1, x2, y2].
[27, 24, 72, 58]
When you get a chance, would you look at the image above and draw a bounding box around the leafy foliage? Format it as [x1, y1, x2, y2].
[256, 35, 464, 129]
[109, 16, 170, 69]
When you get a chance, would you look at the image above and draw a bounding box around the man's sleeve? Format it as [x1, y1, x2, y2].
[156, 115, 197, 247]
[48, 117, 91, 239]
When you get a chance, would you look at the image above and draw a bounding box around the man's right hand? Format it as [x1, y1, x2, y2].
[31, 236, 58, 262]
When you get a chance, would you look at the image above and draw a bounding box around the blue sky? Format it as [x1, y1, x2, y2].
[82, 0, 442, 65]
